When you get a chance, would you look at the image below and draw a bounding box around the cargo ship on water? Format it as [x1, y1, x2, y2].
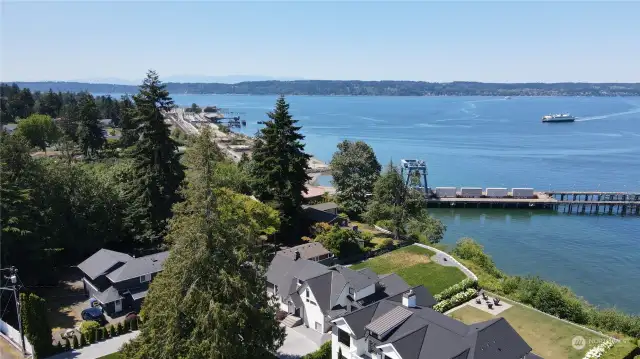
[542, 113, 576, 123]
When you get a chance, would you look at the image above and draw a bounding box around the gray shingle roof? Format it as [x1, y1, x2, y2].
[303, 207, 339, 224]
[95, 286, 122, 304]
[336, 287, 532, 359]
[77, 249, 132, 280]
[305, 202, 338, 212]
[266, 253, 330, 299]
[106, 251, 169, 282]
[365, 305, 413, 336]
[330, 265, 377, 291]
[277, 242, 331, 261]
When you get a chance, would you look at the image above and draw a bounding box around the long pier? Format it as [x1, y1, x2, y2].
[426, 190, 640, 216]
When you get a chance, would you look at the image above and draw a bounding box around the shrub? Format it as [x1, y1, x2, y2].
[600, 340, 640, 359]
[117, 322, 124, 334]
[434, 278, 477, 302]
[374, 237, 394, 251]
[80, 332, 87, 347]
[101, 327, 108, 340]
[19, 293, 54, 358]
[109, 324, 116, 337]
[64, 338, 71, 351]
[276, 310, 288, 321]
[433, 288, 476, 313]
[79, 320, 101, 339]
[583, 339, 616, 359]
[130, 318, 138, 331]
[52, 341, 61, 354]
[302, 340, 331, 359]
[72, 334, 79, 349]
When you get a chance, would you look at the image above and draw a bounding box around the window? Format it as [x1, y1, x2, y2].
[338, 328, 350, 347]
[349, 287, 354, 295]
[306, 289, 309, 301]
[140, 273, 151, 283]
[309, 300, 316, 306]
[315, 322, 321, 331]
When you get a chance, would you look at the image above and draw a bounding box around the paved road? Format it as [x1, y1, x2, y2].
[46, 331, 139, 359]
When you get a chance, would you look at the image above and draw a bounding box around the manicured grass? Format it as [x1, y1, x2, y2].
[449, 298, 609, 359]
[350, 245, 465, 294]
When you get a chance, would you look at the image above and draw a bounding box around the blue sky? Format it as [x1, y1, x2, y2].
[1, 1, 639, 83]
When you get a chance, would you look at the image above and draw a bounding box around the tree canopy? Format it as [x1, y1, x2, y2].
[330, 140, 381, 217]
[122, 127, 284, 359]
[123, 70, 184, 245]
[365, 161, 445, 244]
[250, 95, 310, 243]
[14, 114, 60, 151]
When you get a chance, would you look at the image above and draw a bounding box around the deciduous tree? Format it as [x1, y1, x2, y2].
[14, 114, 60, 152]
[330, 140, 381, 217]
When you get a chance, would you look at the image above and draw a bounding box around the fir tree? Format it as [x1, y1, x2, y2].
[76, 93, 105, 157]
[124, 70, 184, 244]
[121, 128, 284, 359]
[118, 95, 138, 147]
[250, 95, 310, 243]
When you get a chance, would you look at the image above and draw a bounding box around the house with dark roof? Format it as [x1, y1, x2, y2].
[303, 202, 347, 226]
[77, 249, 169, 316]
[277, 243, 334, 263]
[266, 253, 414, 333]
[331, 288, 539, 359]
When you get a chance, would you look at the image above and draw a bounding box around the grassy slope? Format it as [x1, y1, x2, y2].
[350, 245, 466, 295]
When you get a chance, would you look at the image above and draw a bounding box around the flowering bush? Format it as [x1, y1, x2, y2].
[434, 288, 477, 313]
[583, 339, 616, 359]
[434, 278, 477, 302]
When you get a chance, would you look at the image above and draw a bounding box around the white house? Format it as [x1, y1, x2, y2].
[266, 251, 411, 333]
[331, 288, 540, 359]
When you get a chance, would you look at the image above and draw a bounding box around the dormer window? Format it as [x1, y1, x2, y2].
[140, 273, 151, 283]
[349, 287, 354, 295]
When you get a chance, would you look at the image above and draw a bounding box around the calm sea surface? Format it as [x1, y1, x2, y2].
[105, 94, 640, 313]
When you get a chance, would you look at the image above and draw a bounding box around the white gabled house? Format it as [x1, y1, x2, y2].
[331, 289, 541, 359]
[266, 250, 412, 333]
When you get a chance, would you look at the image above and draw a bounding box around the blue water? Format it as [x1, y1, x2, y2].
[105, 94, 640, 313]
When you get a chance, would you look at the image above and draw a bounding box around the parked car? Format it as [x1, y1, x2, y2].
[81, 307, 106, 325]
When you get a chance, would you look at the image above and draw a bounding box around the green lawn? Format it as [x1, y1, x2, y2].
[350, 245, 466, 295]
[449, 297, 609, 359]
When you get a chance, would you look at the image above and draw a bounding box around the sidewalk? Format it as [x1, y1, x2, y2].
[46, 331, 139, 359]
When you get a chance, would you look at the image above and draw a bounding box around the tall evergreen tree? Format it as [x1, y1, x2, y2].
[76, 93, 105, 157]
[117, 95, 138, 147]
[124, 70, 184, 244]
[121, 127, 284, 359]
[250, 95, 310, 243]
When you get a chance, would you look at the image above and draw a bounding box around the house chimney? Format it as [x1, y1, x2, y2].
[402, 289, 416, 308]
[294, 250, 301, 261]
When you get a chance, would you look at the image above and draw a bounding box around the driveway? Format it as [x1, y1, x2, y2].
[277, 325, 329, 359]
[46, 331, 139, 359]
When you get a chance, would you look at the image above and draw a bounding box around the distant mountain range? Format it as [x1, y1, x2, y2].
[6, 80, 640, 96]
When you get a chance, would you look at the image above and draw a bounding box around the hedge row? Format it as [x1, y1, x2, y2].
[433, 288, 477, 313]
[52, 317, 141, 353]
[434, 278, 477, 302]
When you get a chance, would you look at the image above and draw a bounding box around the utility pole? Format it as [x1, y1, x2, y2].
[1, 266, 27, 357]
